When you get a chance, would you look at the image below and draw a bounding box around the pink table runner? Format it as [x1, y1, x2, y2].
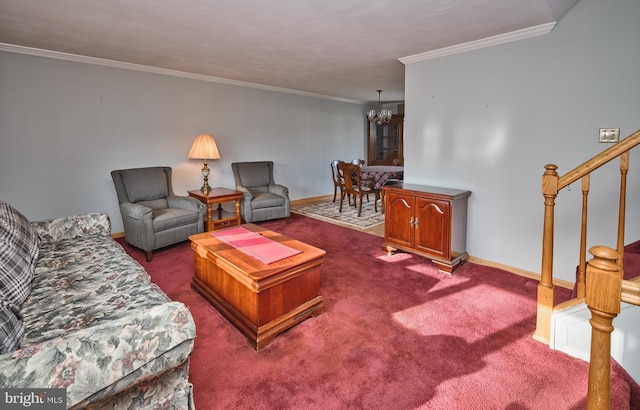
[212, 226, 301, 264]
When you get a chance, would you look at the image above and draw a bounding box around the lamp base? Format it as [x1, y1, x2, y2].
[200, 162, 211, 195]
[201, 183, 211, 195]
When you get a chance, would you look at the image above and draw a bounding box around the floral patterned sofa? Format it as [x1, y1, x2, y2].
[0, 201, 196, 409]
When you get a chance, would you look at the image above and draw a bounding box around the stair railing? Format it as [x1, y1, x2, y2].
[585, 246, 640, 410]
[533, 128, 640, 344]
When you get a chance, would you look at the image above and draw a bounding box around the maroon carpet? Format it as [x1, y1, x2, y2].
[117, 214, 639, 409]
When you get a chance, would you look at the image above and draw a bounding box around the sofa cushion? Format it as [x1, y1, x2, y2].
[121, 168, 169, 203]
[31, 212, 111, 244]
[0, 201, 40, 308]
[0, 297, 25, 354]
[21, 234, 171, 344]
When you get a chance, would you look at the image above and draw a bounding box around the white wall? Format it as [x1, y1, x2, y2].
[403, 0, 640, 282]
[551, 302, 639, 383]
[0, 52, 368, 233]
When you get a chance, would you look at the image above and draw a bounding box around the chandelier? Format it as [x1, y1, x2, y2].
[367, 90, 392, 125]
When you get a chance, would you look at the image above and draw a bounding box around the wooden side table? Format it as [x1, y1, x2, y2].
[188, 188, 243, 231]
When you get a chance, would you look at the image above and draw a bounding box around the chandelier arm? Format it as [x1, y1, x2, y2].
[368, 90, 392, 125]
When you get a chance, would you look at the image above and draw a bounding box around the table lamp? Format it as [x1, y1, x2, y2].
[188, 134, 220, 194]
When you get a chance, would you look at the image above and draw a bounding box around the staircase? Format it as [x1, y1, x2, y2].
[533, 129, 640, 409]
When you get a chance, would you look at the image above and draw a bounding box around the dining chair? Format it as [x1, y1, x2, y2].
[337, 162, 380, 217]
[351, 158, 371, 202]
[332, 160, 356, 206]
[330, 160, 345, 202]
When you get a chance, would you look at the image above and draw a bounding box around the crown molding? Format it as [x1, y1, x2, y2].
[399, 22, 556, 65]
[0, 42, 362, 104]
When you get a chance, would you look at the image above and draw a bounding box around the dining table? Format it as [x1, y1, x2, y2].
[360, 165, 404, 190]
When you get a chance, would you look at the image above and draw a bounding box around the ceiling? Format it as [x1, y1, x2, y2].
[0, 0, 578, 104]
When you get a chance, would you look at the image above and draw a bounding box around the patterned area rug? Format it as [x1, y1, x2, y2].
[292, 199, 385, 229]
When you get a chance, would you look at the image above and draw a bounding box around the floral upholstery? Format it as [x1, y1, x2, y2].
[0, 211, 196, 409]
[31, 212, 111, 245]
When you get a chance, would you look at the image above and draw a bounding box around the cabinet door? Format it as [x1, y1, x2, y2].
[385, 192, 414, 248]
[414, 197, 450, 259]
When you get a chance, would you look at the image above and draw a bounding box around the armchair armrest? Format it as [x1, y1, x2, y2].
[0, 302, 196, 409]
[235, 186, 254, 200]
[120, 202, 153, 220]
[31, 213, 111, 245]
[167, 195, 204, 213]
[269, 184, 289, 198]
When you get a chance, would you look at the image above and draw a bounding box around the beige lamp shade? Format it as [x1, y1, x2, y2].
[188, 134, 220, 160]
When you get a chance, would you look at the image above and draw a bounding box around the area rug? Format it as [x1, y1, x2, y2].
[292, 198, 384, 229]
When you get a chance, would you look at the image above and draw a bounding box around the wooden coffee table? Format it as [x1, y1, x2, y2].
[189, 224, 326, 350]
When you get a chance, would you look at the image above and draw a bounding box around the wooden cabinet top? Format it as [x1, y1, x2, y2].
[382, 183, 471, 199]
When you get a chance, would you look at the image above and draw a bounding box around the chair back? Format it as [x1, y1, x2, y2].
[331, 160, 344, 185]
[111, 167, 174, 209]
[337, 162, 379, 216]
[338, 162, 362, 195]
[231, 161, 275, 192]
[351, 159, 365, 166]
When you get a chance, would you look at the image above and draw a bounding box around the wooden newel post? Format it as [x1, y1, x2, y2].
[585, 246, 622, 410]
[535, 164, 559, 343]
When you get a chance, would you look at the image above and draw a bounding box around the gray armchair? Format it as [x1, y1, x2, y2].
[231, 161, 290, 223]
[111, 166, 205, 261]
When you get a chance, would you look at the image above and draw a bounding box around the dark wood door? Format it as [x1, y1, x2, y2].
[384, 192, 414, 248]
[414, 197, 450, 259]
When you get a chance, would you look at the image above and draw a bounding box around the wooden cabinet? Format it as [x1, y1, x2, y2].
[382, 183, 471, 274]
[367, 114, 403, 166]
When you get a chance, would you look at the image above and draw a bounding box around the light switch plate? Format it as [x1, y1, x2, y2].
[599, 128, 620, 143]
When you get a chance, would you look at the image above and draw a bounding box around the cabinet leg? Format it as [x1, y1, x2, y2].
[432, 260, 455, 275]
[382, 244, 396, 256]
[432, 253, 467, 275]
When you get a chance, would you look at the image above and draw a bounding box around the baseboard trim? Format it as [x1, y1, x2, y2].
[468, 256, 574, 290]
[291, 195, 334, 208]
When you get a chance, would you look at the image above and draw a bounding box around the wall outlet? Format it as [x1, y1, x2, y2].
[599, 128, 620, 143]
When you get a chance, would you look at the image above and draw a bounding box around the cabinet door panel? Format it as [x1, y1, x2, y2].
[414, 198, 450, 258]
[385, 192, 413, 247]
